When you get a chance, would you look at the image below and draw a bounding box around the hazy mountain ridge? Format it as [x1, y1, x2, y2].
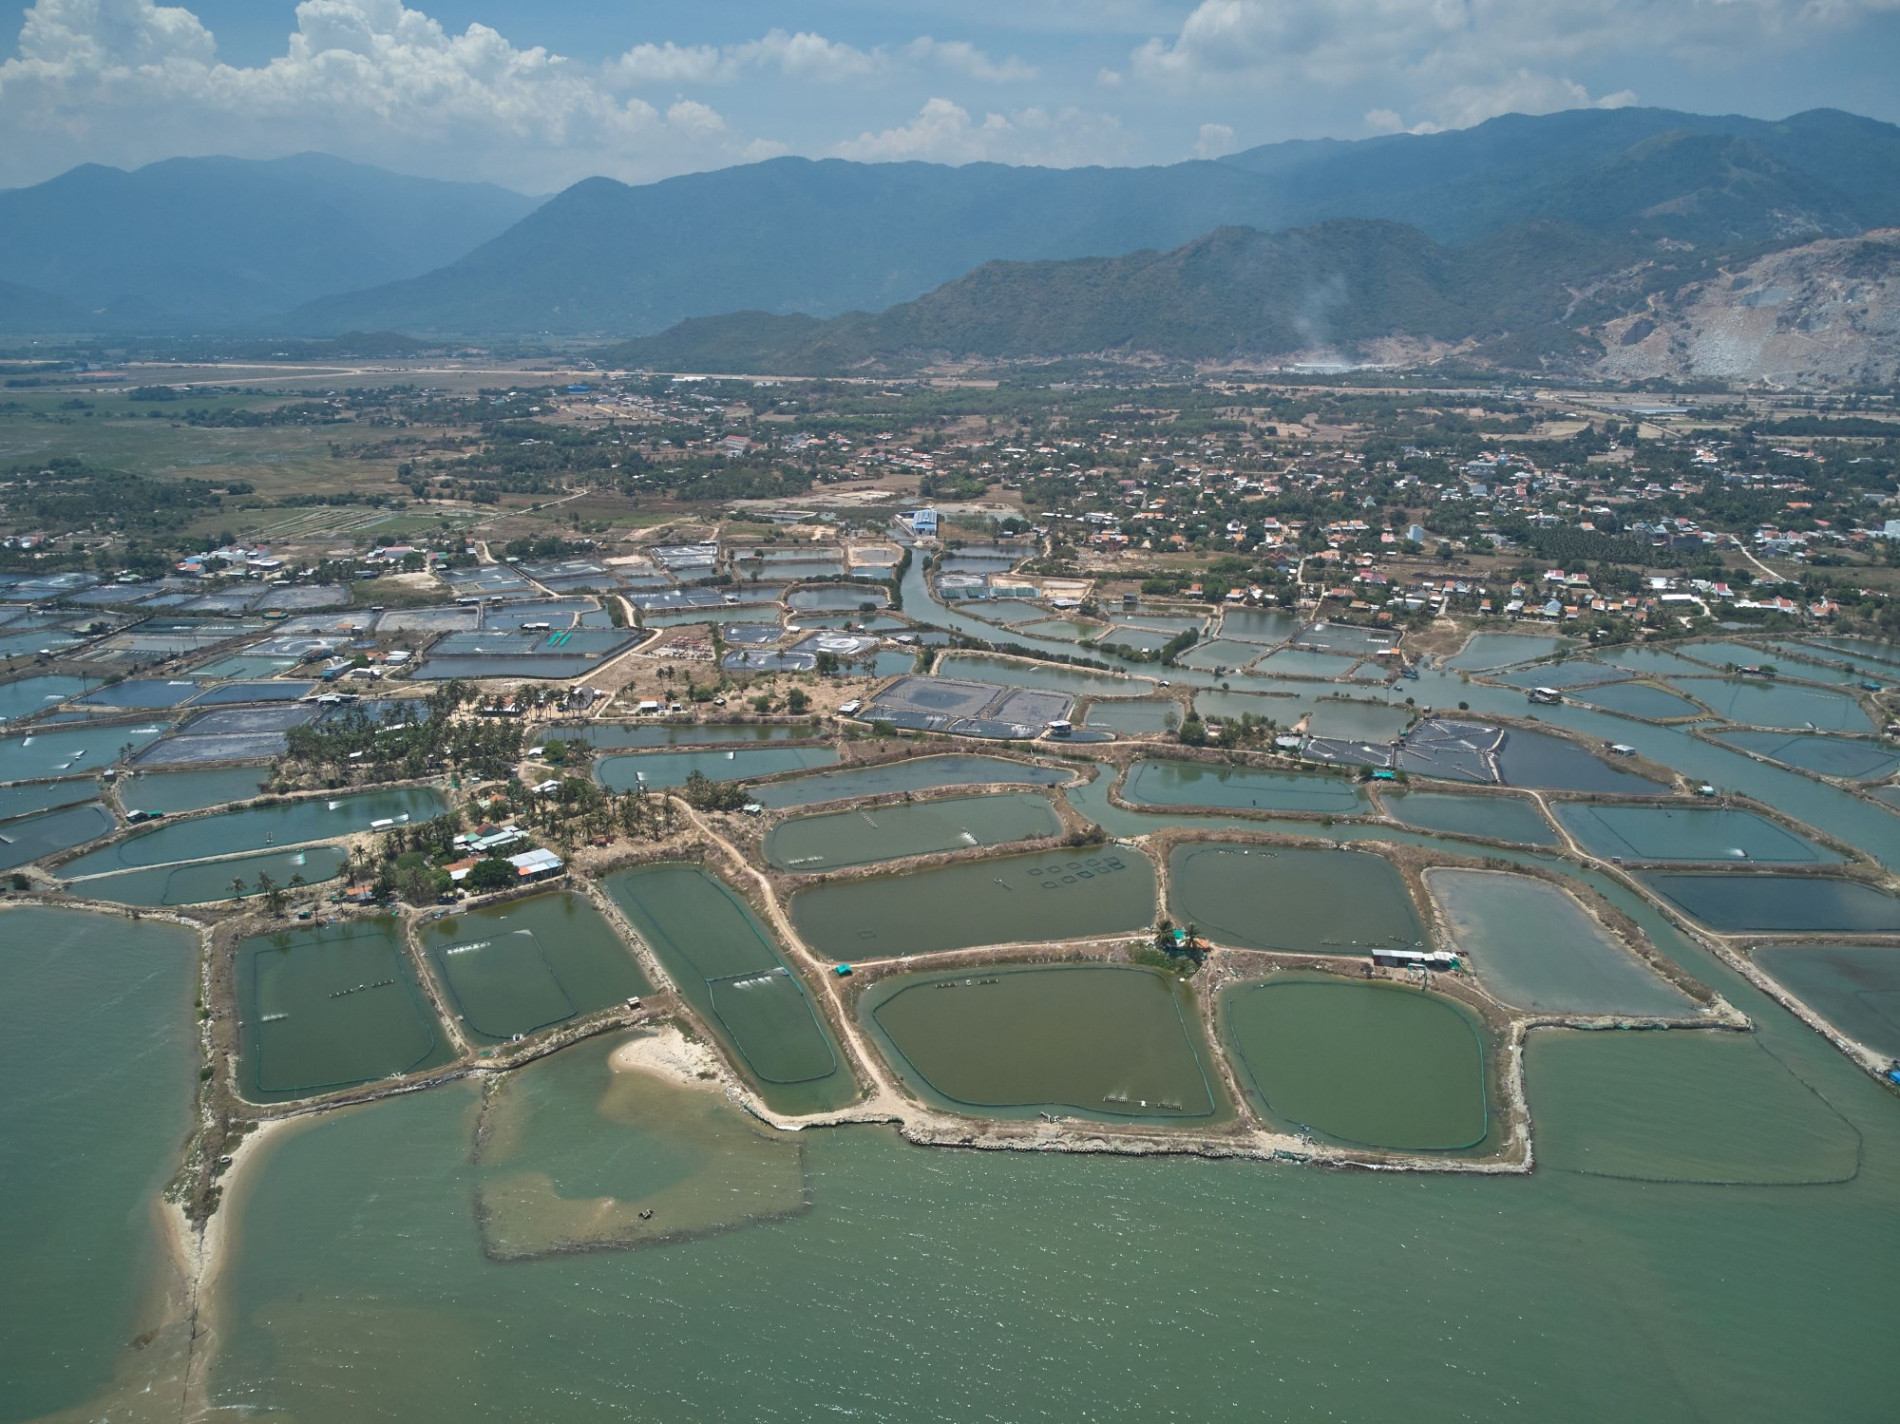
[284, 107, 1900, 339]
[0, 153, 538, 328]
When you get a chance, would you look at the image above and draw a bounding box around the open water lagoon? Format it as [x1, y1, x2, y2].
[0, 907, 197, 1423]
[179, 871, 1900, 1424]
[788, 847, 1157, 959]
[1751, 944, 1900, 1056]
[864, 964, 1222, 1120]
[422, 891, 651, 1046]
[764, 790, 1061, 870]
[236, 919, 453, 1102]
[603, 863, 854, 1114]
[473, 1035, 807, 1259]
[1122, 758, 1369, 814]
[1168, 842, 1424, 953]
[1222, 975, 1488, 1149]
[1428, 869, 1692, 1015]
[1528, 1030, 1862, 1184]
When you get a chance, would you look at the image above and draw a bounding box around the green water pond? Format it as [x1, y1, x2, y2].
[864, 964, 1221, 1121]
[1222, 976, 1488, 1150]
[1168, 842, 1424, 954]
[236, 920, 452, 1102]
[788, 847, 1157, 960]
[72, 845, 347, 906]
[749, 754, 1074, 810]
[1641, 873, 1900, 933]
[422, 891, 651, 1046]
[602, 864, 853, 1115]
[764, 791, 1060, 871]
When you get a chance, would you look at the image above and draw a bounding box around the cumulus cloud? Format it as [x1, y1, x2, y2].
[609, 29, 1032, 89]
[906, 37, 1037, 83]
[1194, 121, 1236, 158]
[0, 3, 1049, 187]
[1133, 0, 1899, 128]
[834, 97, 1126, 166]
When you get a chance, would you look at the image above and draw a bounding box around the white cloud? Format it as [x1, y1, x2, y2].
[612, 39, 722, 86]
[1133, 0, 1900, 127]
[906, 37, 1038, 83]
[1194, 121, 1236, 158]
[834, 97, 1127, 167]
[1364, 107, 1404, 133]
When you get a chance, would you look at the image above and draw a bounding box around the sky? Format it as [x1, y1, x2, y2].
[2, 0, 1898, 193]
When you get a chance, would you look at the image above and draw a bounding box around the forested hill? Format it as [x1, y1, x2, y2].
[601, 219, 1900, 386]
[284, 107, 1900, 338]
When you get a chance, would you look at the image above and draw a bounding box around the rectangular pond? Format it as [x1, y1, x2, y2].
[60, 786, 446, 878]
[748, 754, 1074, 810]
[1553, 803, 1841, 864]
[1496, 728, 1668, 794]
[1427, 869, 1691, 1016]
[1083, 698, 1184, 735]
[764, 791, 1061, 871]
[1672, 678, 1872, 733]
[1381, 790, 1558, 846]
[0, 722, 168, 782]
[1167, 842, 1424, 954]
[934, 652, 1151, 698]
[1217, 608, 1299, 644]
[1447, 633, 1567, 670]
[1571, 681, 1706, 721]
[1640, 872, 1900, 933]
[72, 845, 347, 906]
[862, 965, 1222, 1122]
[1751, 944, 1900, 1057]
[236, 920, 453, 1102]
[0, 802, 115, 871]
[572, 722, 816, 749]
[0, 778, 98, 821]
[422, 891, 650, 1046]
[1709, 730, 1900, 781]
[117, 764, 272, 817]
[1221, 975, 1488, 1151]
[601, 863, 854, 1115]
[594, 745, 838, 792]
[0, 674, 91, 721]
[788, 847, 1157, 960]
[1123, 760, 1369, 816]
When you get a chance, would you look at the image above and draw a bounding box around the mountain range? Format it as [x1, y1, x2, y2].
[0, 106, 1897, 385]
[289, 108, 1900, 339]
[0, 153, 536, 328]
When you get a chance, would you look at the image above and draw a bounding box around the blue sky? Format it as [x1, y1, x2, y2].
[3, 1, 1898, 191]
